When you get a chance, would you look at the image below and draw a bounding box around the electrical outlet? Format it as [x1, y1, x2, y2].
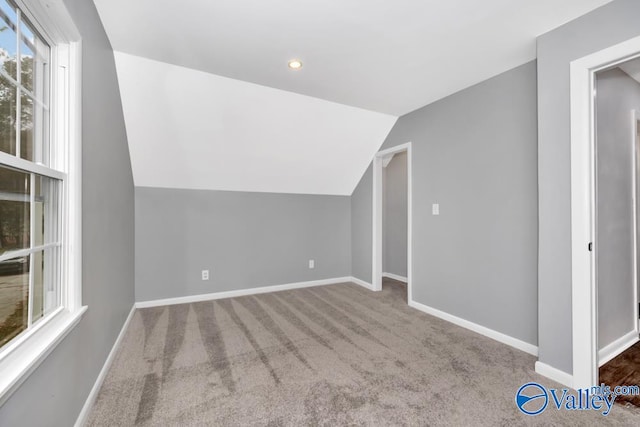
[202, 270, 209, 280]
[309, 259, 315, 269]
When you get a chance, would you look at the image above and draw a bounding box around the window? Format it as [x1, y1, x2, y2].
[0, 0, 60, 350]
[0, 0, 82, 402]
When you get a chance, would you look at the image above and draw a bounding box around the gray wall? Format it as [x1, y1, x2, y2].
[596, 68, 640, 350]
[351, 164, 373, 283]
[366, 60, 539, 346]
[135, 187, 351, 302]
[383, 152, 408, 277]
[537, 0, 640, 374]
[0, 0, 135, 425]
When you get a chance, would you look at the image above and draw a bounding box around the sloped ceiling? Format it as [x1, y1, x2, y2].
[115, 53, 397, 195]
[95, 0, 613, 195]
[620, 57, 640, 85]
[95, 0, 612, 116]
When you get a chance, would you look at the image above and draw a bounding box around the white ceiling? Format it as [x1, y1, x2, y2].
[94, 0, 612, 116]
[96, 0, 613, 196]
[115, 52, 397, 195]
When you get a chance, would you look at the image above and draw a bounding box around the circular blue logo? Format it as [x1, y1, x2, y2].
[515, 382, 548, 415]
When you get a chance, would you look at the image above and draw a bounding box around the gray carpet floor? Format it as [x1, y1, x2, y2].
[87, 279, 640, 426]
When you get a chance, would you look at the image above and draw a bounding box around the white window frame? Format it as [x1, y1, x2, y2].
[0, 0, 83, 405]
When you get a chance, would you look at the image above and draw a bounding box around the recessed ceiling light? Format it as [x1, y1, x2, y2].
[288, 59, 303, 70]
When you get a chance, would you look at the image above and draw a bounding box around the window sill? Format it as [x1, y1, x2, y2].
[0, 306, 88, 406]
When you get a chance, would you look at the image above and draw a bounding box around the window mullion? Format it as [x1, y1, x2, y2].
[0, 68, 50, 111]
[0, 151, 66, 180]
[15, 8, 21, 159]
[16, 87, 21, 159]
[0, 243, 62, 263]
[27, 172, 34, 327]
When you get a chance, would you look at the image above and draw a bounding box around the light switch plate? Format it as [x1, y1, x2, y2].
[432, 203, 440, 215]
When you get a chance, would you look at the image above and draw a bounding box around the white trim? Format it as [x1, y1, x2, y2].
[372, 142, 412, 302]
[373, 153, 383, 291]
[350, 276, 374, 290]
[135, 277, 353, 308]
[570, 34, 640, 390]
[0, 306, 63, 364]
[598, 330, 640, 367]
[408, 299, 538, 356]
[534, 361, 573, 389]
[66, 39, 83, 312]
[570, 47, 598, 392]
[17, 0, 81, 42]
[0, 306, 87, 406]
[634, 110, 640, 338]
[382, 272, 408, 283]
[74, 305, 135, 427]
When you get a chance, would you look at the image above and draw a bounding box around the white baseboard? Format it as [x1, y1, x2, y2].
[350, 276, 374, 290]
[382, 272, 408, 283]
[408, 299, 538, 356]
[535, 361, 573, 389]
[598, 330, 639, 367]
[75, 305, 136, 427]
[135, 277, 353, 308]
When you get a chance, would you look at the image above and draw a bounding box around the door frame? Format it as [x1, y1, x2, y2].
[634, 110, 640, 334]
[570, 35, 640, 390]
[372, 142, 412, 301]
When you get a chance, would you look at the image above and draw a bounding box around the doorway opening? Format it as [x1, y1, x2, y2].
[570, 35, 640, 391]
[381, 150, 408, 301]
[592, 62, 640, 407]
[372, 142, 412, 303]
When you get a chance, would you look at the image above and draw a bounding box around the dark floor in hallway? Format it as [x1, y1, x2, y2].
[600, 339, 640, 408]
